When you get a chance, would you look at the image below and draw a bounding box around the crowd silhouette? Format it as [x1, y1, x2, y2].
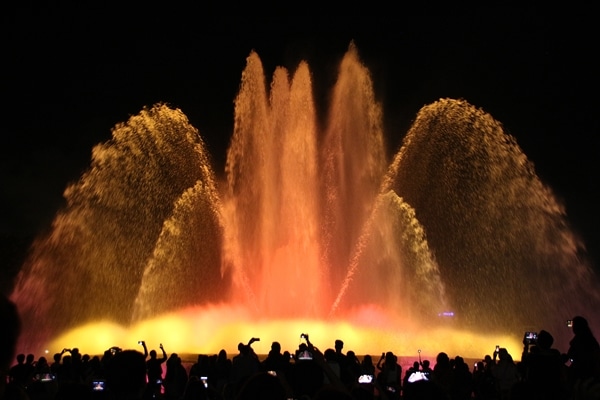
[2, 295, 600, 399]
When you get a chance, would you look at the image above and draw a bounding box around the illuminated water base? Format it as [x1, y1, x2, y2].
[48, 304, 522, 360]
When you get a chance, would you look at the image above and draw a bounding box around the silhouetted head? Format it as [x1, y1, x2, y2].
[324, 348, 337, 362]
[347, 350, 357, 360]
[436, 352, 449, 366]
[498, 348, 513, 363]
[335, 339, 344, 352]
[572, 316, 591, 336]
[240, 345, 251, 356]
[385, 351, 396, 364]
[16, 353, 25, 364]
[536, 330, 554, 349]
[149, 349, 157, 359]
[271, 341, 281, 353]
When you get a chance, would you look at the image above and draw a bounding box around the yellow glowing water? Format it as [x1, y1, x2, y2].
[47, 304, 522, 361]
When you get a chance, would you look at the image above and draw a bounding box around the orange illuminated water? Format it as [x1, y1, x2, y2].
[11, 44, 600, 359]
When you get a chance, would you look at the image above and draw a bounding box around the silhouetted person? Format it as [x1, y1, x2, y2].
[163, 353, 187, 400]
[472, 361, 495, 400]
[50, 353, 62, 378]
[334, 339, 352, 388]
[345, 350, 362, 386]
[451, 356, 473, 400]
[404, 361, 421, 387]
[8, 353, 35, 399]
[376, 351, 401, 400]
[567, 315, 600, 387]
[189, 354, 210, 381]
[291, 335, 324, 399]
[360, 355, 375, 377]
[431, 352, 453, 398]
[492, 348, 519, 400]
[520, 329, 565, 399]
[144, 343, 167, 399]
[230, 338, 261, 396]
[323, 348, 341, 385]
[262, 341, 286, 376]
[421, 359, 433, 378]
[214, 349, 231, 394]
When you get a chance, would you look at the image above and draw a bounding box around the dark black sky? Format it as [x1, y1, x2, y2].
[1, 7, 599, 291]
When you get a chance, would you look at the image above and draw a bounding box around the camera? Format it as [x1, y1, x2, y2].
[138, 341, 143, 345]
[524, 331, 538, 345]
[567, 320, 573, 327]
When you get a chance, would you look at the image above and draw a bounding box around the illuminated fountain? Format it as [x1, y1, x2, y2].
[10, 45, 600, 359]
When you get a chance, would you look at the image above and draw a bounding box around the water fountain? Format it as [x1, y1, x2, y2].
[10, 44, 600, 359]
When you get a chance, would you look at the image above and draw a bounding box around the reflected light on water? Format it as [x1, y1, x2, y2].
[48, 303, 522, 360]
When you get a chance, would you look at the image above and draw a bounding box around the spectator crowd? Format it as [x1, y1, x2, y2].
[1, 295, 599, 399]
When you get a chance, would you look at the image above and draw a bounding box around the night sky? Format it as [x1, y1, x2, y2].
[2, 7, 599, 293]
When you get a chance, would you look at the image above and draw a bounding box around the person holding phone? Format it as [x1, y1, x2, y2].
[145, 343, 167, 398]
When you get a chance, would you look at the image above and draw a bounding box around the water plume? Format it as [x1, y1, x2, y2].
[10, 45, 599, 358]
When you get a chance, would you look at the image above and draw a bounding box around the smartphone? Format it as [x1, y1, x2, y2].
[200, 376, 208, 388]
[36, 373, 55, 382]
[358, 374, 373, 384]
[567, 320, 573, 327]
[524, 331, 538, 344]
[92, 380, 106, 391]
[267, 370, 277, 377]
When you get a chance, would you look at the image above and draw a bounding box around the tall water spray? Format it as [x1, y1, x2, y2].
[10, 45, 600, 356]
